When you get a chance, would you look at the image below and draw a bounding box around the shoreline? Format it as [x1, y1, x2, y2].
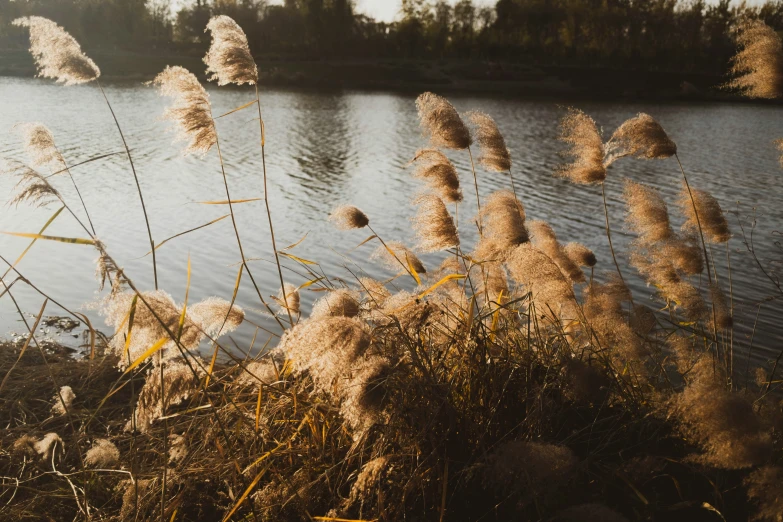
[0, 49, 756, 102]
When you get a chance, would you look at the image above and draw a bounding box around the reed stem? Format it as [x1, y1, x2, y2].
[467, 146, 483, 235]
[97, 80, 158, 290]
[255, 85, 294, 327]
[601, 182, 633, 306]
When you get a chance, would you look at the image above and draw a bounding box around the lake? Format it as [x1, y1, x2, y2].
[1, 76, 781, 367]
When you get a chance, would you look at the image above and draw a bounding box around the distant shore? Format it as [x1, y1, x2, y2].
[0, 49, 749, 101]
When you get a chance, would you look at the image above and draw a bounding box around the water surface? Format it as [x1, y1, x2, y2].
[0, 77, 781, 366]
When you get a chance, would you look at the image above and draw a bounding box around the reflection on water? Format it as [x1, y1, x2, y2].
[0, 77, 781, 366]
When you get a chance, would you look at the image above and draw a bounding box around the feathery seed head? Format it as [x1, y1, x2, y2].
[276, 283, 300, 315]
[556, 108, 606, 184]
[728, 20, 783, 99]
[358, 277, 391, 307]
[188, 296, 245, 337]
[34, 433, 64, 461]
[415, 92, 472, 150]
[467, 111, 511, 172]
[745, 466, 783, 522]
[204, 15, 258, 86]
[51, 385, 75, 416]
[528, 220, 585, 284]
[13, 16, 100, 85]
[711, 282, 733, 329]
[624, 179, 673, 245]
[310, 289, 361, 320]
[608, 113, 677, 161]
[329, 205, 369, 230]
[564, 242, 597, 267]
[372, 241, 426, 275]
[130, 361, 203, 433]
[678, 185, 730, 243]
[480, 190, 528, 251]
[150, 66, 217, 156]
[506, 243, 577, 319]
[3, 161, 61, 208]
[15, 123, 66, 170]
[412, 193, 460, 252]
[85, 439, 120, 468]
[410, 149, 463, 203]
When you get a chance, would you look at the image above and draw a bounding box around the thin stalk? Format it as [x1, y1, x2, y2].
[209, 110, 286, 331]
[674, 154, 719, 347]
[601, 182, 633, 306]
[159, 356, 167, 521]
[467, 146, 483, 235]
[255, 85, 294, 327]
[56, 151, 96, 235]
[97, 80, 158, 290]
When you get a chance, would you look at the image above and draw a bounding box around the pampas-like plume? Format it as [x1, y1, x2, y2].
[631, 252, 706, 320]
[103, 290, 243, 369]
[34, 433, 64, 461]
[467, 111, 511, 172]
[275, 283, 300, 315]
[15, 123, 66, 170]
[607, 113, 677, 162]
[204, 15, 258, 86]
[4, 161, 61, 208]
[329, 205, 369, 230]
[348, 456, 390, 505]
[412, 193, 459, 252]
[358, 277, 391, 307]
[279, 316, 371, 394]
[129, 361, 203, 433]
[728, 20, 783, 99]
[12, 17, 100, 85]
[506, 243, 577, 320]
[415, 92, 472, 150]
[409, 149, 463, 203]
[150, 66, 217, 156]
[624, 180, 672, 244]
[528, 220, 585, 283]
[556, 108, 606, 184]
[678, 184, 730, 243]
[477, 190, 528, 259]
[310, 289, 361, 320]
[745, 466, 783, 522]
[677, 359, 771, 469]
[372, 241, 426, 275]
[564, 242, 597, 268]
[51, 385, 75, 416]
[339, 355, 395, 435]
[84, 439, 120, 468]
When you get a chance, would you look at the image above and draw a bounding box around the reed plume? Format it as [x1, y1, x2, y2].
[204, 15, 258, 86]
[358, 277, 391, 307]
[188, 296, 245, 337]
[678, 184, 730, 243]
[477, 190, 528, 258]
[279, 316, 371, 394]
[624, 180, 672, 244]
[84, 439, 120, 468]
[34, 433, 64, 461]
[677, 359, 771, 469]
[467, 111, 511, 172]
[564, 243, 597, 268]
[51, 385, 75, 416]
[409, 149, 463, 203]
[329, 205, 369, 230]
[15, 123, 66, 170]
[412, 193, 459, 252]
[415, 92, 472, 150]
[339, 355, 395, 435]
[275, 283, 301, 316]
[131, 361, 204, 433]
[631, 252, 706, 320]
[150, 66, 217, 156]
[556, 108, 606, 184]
[528, 220, 585, 283]
[372, 241, 426, 275]
[12, 16, 100, 85]
[607, 113, 677, 162]
[506, 243, 577, 320]
[728, 20, 783, 99]
[711, 281, 733, 329]
[310, 289, 361, 320]
[3, 161, 61, 208]
[745, 466, 783, 522]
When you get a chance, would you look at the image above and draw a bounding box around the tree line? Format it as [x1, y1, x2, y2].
[2, 0, 783, 73]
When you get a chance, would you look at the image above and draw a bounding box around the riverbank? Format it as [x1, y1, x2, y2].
[0, 49, 738, 100]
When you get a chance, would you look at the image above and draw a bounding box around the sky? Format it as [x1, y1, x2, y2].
[354, 0, 495, 23]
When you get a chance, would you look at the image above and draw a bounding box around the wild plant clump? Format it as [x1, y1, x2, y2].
[2, 14, 782, 522]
